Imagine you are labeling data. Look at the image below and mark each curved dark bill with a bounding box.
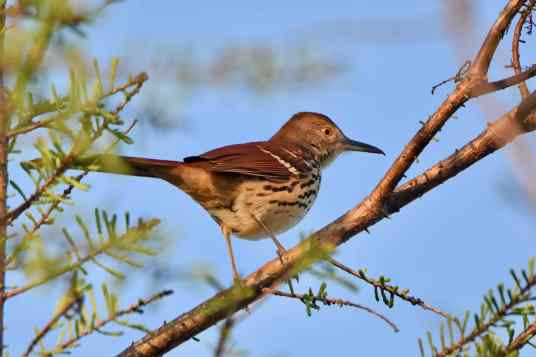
[343,138,385,155]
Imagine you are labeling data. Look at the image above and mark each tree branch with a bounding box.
[22,296,80,357]
[2,73,147,226]
[213,318,235,357]
[327,258,456,320]
[263,287,399,332]
[469,63,536,97]
[55,290,173,354]
[434,274,536,357]
[511,0,535,99]
[503,320,536,354]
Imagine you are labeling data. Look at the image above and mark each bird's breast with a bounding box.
[208,168,321,240]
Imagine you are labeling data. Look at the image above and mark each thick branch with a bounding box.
[391,92,536,209]
[369,0,529,204]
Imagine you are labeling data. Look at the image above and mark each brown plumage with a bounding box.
[58,112,385,281]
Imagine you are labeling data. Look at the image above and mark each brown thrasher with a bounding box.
[42,112,384,281]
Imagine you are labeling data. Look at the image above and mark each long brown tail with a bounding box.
[76,154,182,179]
[24,154,182,179]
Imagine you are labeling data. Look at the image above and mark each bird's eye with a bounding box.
[323,128,332,136]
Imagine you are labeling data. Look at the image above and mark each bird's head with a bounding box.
[271,112,384,167]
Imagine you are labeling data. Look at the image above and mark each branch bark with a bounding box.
[118,1,535,356]
[503,320,536,354]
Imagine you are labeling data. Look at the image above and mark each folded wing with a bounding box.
[183,141,311,182]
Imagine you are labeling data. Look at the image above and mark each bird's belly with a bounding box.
[209,174,320,240]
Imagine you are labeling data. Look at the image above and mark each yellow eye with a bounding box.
[324,128,332,136]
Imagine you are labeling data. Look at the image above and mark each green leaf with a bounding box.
[427,331,436,356]
[61,176,89,191]
[92,58,104,97]
[418,338,425,357]
[10,180,27,201]
[93,258,124,280]
[95,208,102,234]
[108,128,134,144]
[76,215,94,249]
[109,58,120,90]
[318,282,327,299]
[115,320,151,334]
[510,269,521,290]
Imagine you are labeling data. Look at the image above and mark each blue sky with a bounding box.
[7,1,536,356]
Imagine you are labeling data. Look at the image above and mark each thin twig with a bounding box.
[435,275,536,357]
[326,257,457,321]
[22,296,80,357]
[6,118,137,270]
[54,290,173,353]
[4,119,140,297]
[3,75,146,226]
[4,172,87,269]
[214,318,235,357]
[503,320,536,354]
[6,72,148,138]
[431,60,471,94]
[469,63,536,97]
[512,1,536,99]
[263,287,398,332]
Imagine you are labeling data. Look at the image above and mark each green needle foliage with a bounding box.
[0,1,173,355]
[419,257,536,357]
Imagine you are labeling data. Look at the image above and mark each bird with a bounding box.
[40,112,384,282]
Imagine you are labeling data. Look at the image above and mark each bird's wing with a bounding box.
[183,141,311,182]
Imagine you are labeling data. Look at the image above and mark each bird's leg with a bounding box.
[250,215,296,293]
[221,225,241,284]
[251,215,287,259]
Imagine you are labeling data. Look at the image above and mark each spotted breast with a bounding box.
[202,143,322,240]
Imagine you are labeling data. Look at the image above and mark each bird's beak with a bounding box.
[341,137,385,155]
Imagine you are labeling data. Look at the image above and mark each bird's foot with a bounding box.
[275,245,287,261]
[232,271,244,288]
[270,235,287,264]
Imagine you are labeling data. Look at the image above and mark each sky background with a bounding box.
[6,1,536,356]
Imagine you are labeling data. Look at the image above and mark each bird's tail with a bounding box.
[23,154,182,179]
